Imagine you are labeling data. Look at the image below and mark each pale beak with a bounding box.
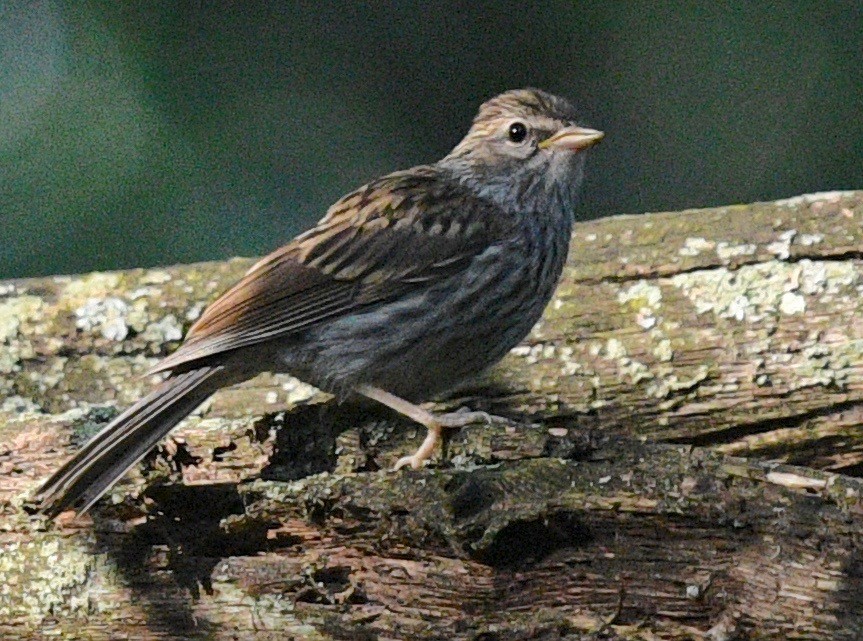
[538,126,605,152]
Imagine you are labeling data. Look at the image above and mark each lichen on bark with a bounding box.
[1,191,863,639]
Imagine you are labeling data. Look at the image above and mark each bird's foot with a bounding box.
[353,385,501,471]
[436,407,494,428]
[393,423,442,471]
[392,408,496,470]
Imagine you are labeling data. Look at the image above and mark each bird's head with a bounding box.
[440,88,603,216]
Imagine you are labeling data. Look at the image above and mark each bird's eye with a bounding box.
[508,122,528,143]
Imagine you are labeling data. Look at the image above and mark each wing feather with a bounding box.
[152,166,511,374]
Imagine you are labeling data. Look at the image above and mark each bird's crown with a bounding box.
[473,88,579,126]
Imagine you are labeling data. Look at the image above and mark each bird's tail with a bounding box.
[34,366,229,518]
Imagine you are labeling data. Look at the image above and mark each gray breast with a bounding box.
[285,213,571,401]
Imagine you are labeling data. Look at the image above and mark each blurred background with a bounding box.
[2,1,861,279]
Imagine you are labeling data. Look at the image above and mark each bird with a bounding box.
[34,88,603,518]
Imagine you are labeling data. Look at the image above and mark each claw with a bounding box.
[393,453,423,471]
[355,385,503,471]
[391,422,442,471]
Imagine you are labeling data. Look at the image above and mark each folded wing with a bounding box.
[153,167,510,374]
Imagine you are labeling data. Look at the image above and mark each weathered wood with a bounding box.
[1,190,862,639]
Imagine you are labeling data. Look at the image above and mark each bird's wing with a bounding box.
[152,167,511,374]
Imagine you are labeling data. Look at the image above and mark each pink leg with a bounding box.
[355,385,491,470]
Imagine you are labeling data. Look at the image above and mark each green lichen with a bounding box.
[715,241,757,262]
[0,295,43,373]
[0,536,104,623]
[206,581,329,638]
[678,236,715,257]
[670,259,861,323]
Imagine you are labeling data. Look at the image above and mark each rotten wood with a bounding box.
[1,190,862,639]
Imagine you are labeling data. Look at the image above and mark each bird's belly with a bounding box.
[287,251,556,401]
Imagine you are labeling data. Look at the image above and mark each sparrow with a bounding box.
[34,88,603,517]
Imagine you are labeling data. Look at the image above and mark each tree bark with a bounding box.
[1,190,862,640]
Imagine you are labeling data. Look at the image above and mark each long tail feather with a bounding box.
[35,366,228,517]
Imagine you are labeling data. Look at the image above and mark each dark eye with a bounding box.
[508,121,528,143]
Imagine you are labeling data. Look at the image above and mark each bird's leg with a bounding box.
[355,385,492,470]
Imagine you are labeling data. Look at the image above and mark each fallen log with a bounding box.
[1,190,861,639]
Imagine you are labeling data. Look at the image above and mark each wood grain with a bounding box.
[1,190,862,639]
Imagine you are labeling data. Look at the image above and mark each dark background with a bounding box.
[3,1,862,279]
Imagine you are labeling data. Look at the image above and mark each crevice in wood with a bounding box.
[665,399,863,448]
[578,249,863,287]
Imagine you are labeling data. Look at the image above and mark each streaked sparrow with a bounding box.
[35,88,603,516]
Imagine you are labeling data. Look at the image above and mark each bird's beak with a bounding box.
[538,126,605,152]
